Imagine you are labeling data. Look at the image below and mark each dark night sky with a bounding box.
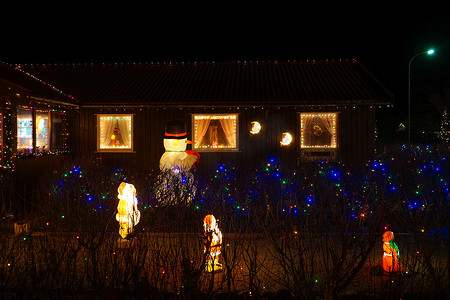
[1,8,450,95]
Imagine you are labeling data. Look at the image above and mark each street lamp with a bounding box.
[408,49,435,144]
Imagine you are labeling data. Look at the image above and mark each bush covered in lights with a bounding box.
[1,146,448,298]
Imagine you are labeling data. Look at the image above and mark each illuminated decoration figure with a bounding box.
[203,214,223,272]
[157,120,200,205]
[36,115,45,136]
[313,125,323,136]
[160,120,200,171]
[396,123,406,132]
[111,127,119,147]
[382,231,400,273]
[250,121,261,135]
[116,182,141,239]
[280,132,293,146]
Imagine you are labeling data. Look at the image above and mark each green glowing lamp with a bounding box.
[427,49,435,55]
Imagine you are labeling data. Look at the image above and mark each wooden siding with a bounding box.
[71,106,376,172]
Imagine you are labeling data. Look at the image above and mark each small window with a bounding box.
[17,109,33,153]
[97,114,133,152]
[192,114,238,151]
[300,113,337,148]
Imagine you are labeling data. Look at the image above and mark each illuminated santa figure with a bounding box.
[116,182,141,239]
[203,214,223,272]
[382,231,400,273]
[160,120,200,171]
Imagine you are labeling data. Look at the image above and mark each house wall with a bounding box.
[70,105,376,173]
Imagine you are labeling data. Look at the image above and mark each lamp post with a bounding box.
[408,49,435,144]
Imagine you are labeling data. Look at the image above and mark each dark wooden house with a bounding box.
[0,62,78,217]
[5,60,394,173]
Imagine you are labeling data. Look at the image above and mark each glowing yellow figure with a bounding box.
[116,182,141,239]
[382,231,400,273]
[250,121,261,135]
[203,214,223,272]
[280,132,293,146]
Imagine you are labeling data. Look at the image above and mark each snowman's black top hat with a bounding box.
[163,119,188,139]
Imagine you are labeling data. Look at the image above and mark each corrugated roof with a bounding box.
[15,60,394,106]
[0,62,78,105]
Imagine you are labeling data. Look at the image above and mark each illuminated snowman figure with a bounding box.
[158,120,200,205]
[160,120,200,172]
[116,182,140,239]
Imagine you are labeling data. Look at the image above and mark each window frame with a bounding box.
[16,108,67,155]
[96,114,134,153]
[16,108,35,154]
[300,112,338,149]
[191,113,239,152]
[35,110,50,152]
[299,112,339,161]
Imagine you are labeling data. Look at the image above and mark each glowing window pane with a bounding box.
[97,115,133,152]
[36,111,49,152]
[193,114,238,151]
[300,113,337,148]
[17,109,33,153]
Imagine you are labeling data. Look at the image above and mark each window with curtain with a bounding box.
[35,111,49,153]
[17,109,33,153]
[300,113,337,148]
[97,114,133,152]
[192,114,238,151]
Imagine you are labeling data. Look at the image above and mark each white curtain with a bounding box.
[118,117,130,147]
[195,118,211,148]
[317,115,334,137]
[101,116,131,148]
[219,119,235,147]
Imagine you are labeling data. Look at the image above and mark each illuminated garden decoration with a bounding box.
[202,214,223,272]
[157,120,200,205]
[160,120,200,171]
[116,182,141,239]
[438,109,450,145]
[280,132,292,146]
[250,121,261,135]
[382,231,400,273]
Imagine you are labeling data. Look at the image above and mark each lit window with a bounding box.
[300,113,337,148]
[97,115,133,152]
[17,109,33,153]
[193,114,238,151]
[35,111,49,153]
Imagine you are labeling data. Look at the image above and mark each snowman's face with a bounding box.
[164,138,187,151]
